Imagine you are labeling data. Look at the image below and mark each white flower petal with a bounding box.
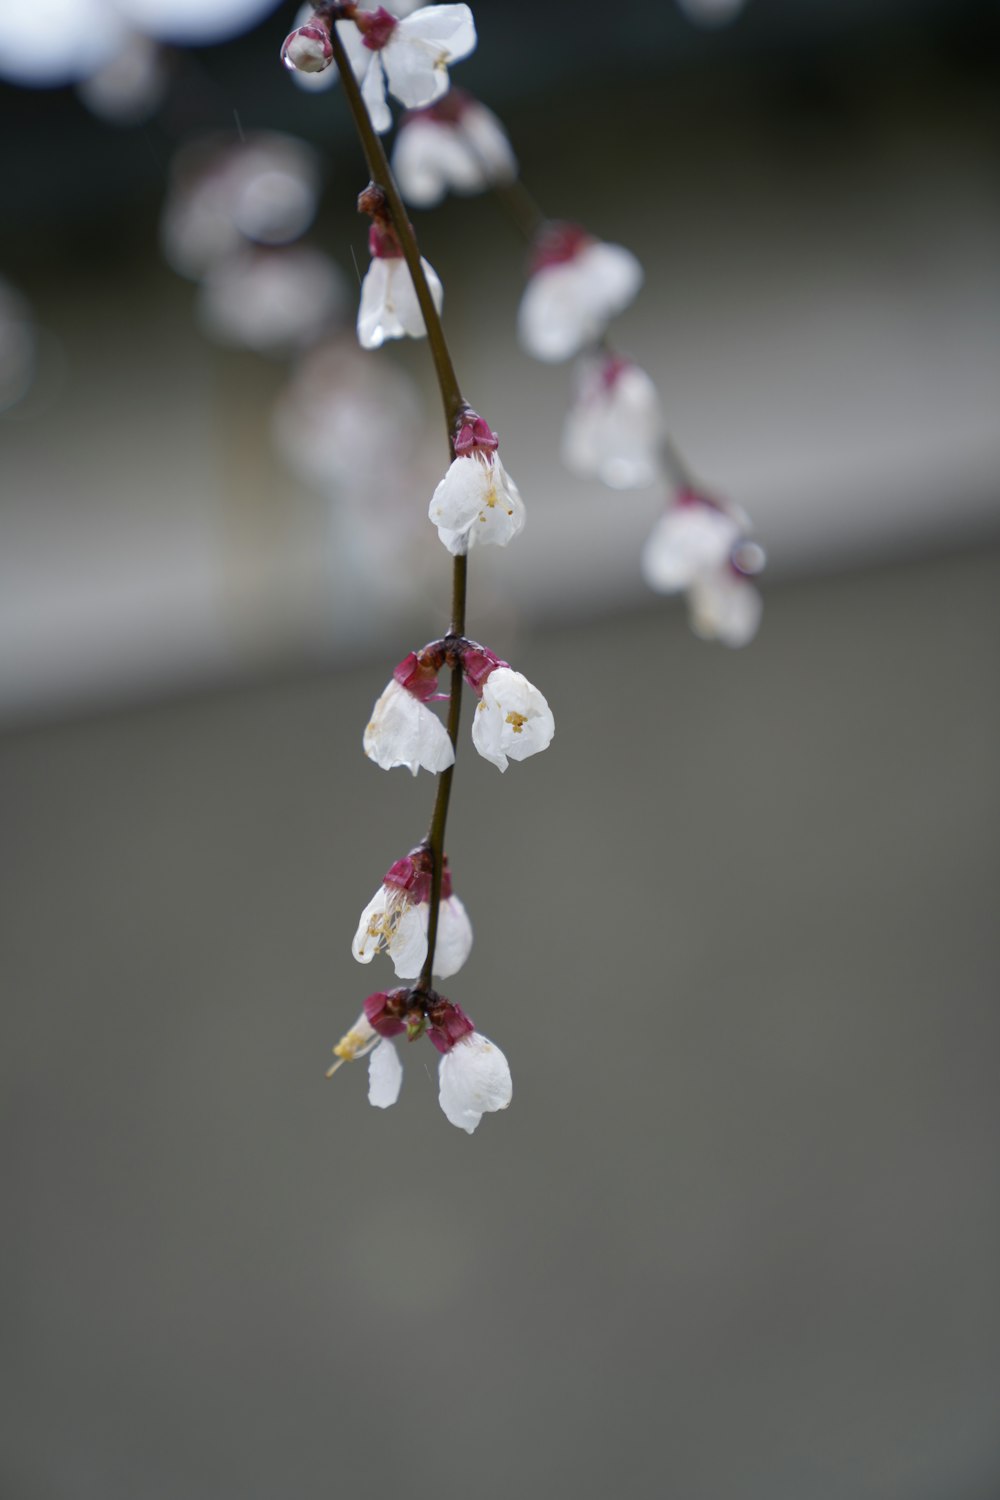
[398,3,476,58]
[335,16,370,76]
[353,887,388,963]
[382,33,448,111]
[471,666,554,773]
[459,102,517,182]
[518,240,643,363]
[357,256,443,348]
[438,1032,512,1133]
[428,454,525,553]
[361,51,392,133]
[387,902,429,979]
[641,505,741,593]
[368,1039,403,1108]
[392,119,479,206]
[434,894,473,979]
[363,678,455,775]
[688,569,762,647]
[562,359,665,489]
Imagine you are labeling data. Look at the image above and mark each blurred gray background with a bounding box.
[2,1,999,1496]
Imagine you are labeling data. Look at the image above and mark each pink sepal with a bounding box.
[460,644,508,695]
[529,221,592,275]
[453,414,499,458]
[356,6,398,50]
[382,849,453,905]
[427,1002,475,1054]
[393,650,440,701]
[364,990,407,1038]
[368,221,402,260]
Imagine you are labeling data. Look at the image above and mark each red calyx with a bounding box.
[460,642,508,695]
[364,989,409,1038]
[529,221,592,276]
[355,5,398,50]
[426,1000,475,1054]
[453,413,499,459]
[393,650,441,702]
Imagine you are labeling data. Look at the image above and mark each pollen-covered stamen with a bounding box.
[354,5,398,51]
[505,711,527,733]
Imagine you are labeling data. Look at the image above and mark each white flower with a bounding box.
[438,1032,512,1134]
[357,252,443,349]
[642,491,764,648]
[392,94,516,207]
[197,245,344,353]
[336,3,477,135]
[364,678,455,775]
[518,223,643,363]
[471,666,554,773]
[688,567,762,648]
[353,885,473,979]
[641,497,742,594]
[160,132,320,281]
[562,355,665,489]
[326,1010,402,1109]
[429,453,526,555]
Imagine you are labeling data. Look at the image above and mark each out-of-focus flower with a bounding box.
[117,0,281,45]
[428,414,526,555]
[354,849,473,980]
[75,31,167,123]
[519,222,643,363]
[332,4,477,135]
[688,562,763,648]
[0,0,125,87]
[562,353,665,489]
[642,488,744,592]
[331,989,512,1133]
[392,90,517,207]
[357,220,443,349]
[161,133,320,281]
[364,653,455,775]
[643,488,764,647]
[196,244,344,353]
[272,338,421,491]
[470,663,554,773]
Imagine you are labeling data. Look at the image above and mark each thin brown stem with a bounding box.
[328,22,469,994]
[328,23,466,433]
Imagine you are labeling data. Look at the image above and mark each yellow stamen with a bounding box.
[505,711,527,733]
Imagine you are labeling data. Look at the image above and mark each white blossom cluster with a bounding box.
[280,4,557,1130]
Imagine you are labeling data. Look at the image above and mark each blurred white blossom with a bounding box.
[519,222,643,363]
[393,92,517,207]
[75,31,167,123]
[161,133,321,281]
[197,245,345,353]
[272,338,421,492]
[562,354,665,489]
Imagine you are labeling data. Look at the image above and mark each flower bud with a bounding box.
[281,22,333,74]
